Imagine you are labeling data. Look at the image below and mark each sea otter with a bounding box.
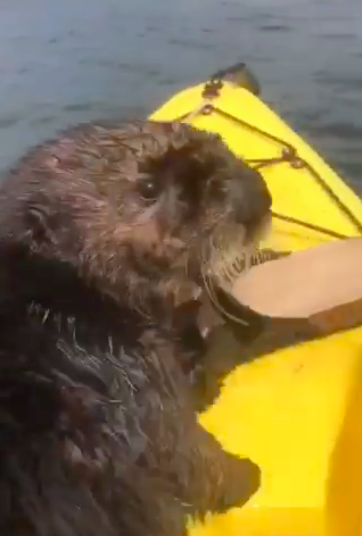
[0,120,271,536]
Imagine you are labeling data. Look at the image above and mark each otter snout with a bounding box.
[230,167,272,230]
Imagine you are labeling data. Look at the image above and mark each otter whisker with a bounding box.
[201,264,250,327]
[135,199,161,224]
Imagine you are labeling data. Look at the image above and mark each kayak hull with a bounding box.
[149,72,362,536]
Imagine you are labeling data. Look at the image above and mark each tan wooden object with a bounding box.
[231,238,362,333]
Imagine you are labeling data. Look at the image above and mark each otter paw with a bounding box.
[217,456,261,513]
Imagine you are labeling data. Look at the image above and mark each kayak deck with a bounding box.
[150,81,362,252]
[195,328,362,536]
[149,73,362,536]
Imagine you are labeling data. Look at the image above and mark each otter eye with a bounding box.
[138,175,161,202]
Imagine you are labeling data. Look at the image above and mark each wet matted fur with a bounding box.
[0,120,271,536]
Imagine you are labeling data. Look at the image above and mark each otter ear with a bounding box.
[151,123,222,179]
[165,122,222,152]
[26,199,59,246]
[28,204,50,229]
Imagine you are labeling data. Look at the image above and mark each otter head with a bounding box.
[0,120,271,312]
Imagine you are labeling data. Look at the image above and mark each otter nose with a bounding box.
[231,168,272,226]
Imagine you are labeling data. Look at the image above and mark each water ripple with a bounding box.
[0,0,360,184]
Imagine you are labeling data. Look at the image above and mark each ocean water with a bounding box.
[0,0,361,186]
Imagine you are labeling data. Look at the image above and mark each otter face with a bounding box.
[0,120,271,308]
[116,122,272,287]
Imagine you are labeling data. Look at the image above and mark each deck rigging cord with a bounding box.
[173,71,362,326]
[175,73,362,241]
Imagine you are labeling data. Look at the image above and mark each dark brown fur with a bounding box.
[0,120,271,536]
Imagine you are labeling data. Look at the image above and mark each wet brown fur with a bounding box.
[0,120,271,536]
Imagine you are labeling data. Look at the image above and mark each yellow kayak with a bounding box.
[149,64,362,536]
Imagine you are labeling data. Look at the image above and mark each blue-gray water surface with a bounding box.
[1,0,362,187]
